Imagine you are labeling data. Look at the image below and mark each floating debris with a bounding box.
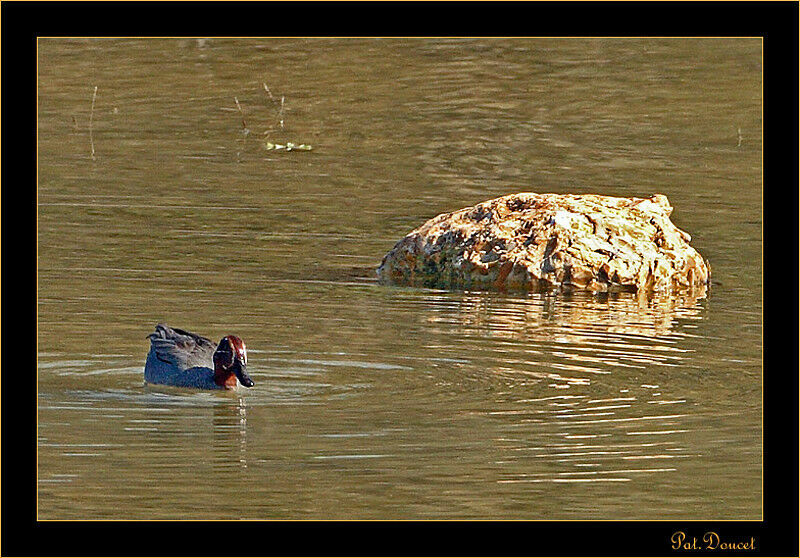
[264,142,313,152]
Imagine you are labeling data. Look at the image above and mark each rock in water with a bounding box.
[377,193,710,293]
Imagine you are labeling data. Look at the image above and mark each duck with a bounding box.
[144,324,255,390]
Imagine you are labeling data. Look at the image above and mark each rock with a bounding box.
[377,193,710,294]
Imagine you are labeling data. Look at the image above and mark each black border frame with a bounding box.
[5,1,797,556]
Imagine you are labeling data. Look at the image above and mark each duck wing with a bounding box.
[147,323,216,370]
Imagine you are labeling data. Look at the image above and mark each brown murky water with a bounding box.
[37,38,761,520]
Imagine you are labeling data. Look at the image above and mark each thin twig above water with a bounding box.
[262,82,275,103]
[89,86,98,160]
[233,96,249,135]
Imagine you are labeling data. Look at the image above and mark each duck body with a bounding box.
[144,324,254,390]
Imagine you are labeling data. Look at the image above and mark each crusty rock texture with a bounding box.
[377,193,710,293]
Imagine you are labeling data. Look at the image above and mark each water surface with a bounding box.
[37,38,761,520]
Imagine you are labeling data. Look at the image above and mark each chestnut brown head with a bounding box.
[213,335,254,389]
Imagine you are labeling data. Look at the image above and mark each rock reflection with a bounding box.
[427,286,706,340]
[211,396,249,471]
[418,288,709,491]
[421,287,707,386]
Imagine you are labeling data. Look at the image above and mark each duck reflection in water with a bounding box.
[212,396,249,471]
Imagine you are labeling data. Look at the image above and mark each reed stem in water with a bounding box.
[233,96,248,133]
[89,86,98,160]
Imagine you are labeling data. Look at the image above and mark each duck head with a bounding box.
[213,335,255,389]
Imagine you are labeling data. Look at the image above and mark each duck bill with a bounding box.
[233,359,254,388]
